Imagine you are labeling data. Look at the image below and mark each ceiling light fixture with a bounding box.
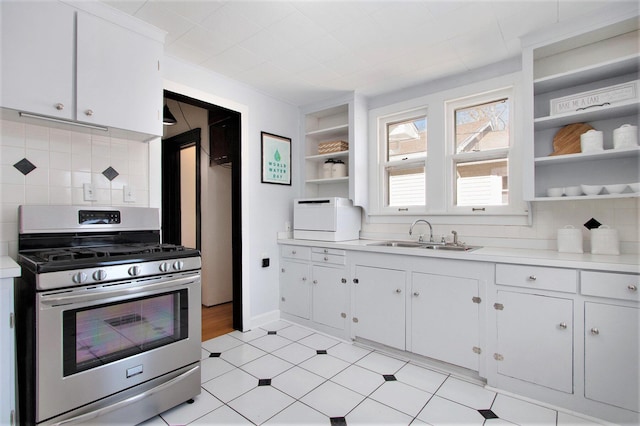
[163,104,177,125]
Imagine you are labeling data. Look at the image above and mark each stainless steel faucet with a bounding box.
[451,230,459,245]
[409,219,433,243]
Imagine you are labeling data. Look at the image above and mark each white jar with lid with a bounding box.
[321,159,334,179]
[613,124,638,149]
[557,225,583,253]
[590,225,620,255]
[331,159,347,178]
[580,129,603,152]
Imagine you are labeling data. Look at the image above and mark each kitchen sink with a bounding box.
[367,241,481,252]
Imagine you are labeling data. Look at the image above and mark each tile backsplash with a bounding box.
[0,119,150,257]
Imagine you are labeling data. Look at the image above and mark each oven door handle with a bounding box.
[40,275,198,306]
[50,364,200,426]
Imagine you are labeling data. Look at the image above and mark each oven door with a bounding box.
[36,271,201,424]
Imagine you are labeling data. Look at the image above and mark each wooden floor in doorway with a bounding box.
[201,302,234,342]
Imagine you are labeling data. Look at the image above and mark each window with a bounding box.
[379,109,428,211]
[448,89,513,211]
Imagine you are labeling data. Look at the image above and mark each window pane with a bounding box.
[388,166,425,207]
[387,117,427,162]
[456,159,508,206]
[455,99,509,154]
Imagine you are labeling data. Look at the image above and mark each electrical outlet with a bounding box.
[123,185,136,202]
[83,183,96,201]
[262,258,270,268]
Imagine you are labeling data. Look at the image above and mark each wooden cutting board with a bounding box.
[550,123,594,156]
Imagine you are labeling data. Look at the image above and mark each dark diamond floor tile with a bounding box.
[330,416,347,426]
[316,349,328,355]
[478,409,499,419]
[383,374,397,381]
[258,378,272,386]
[267,330,277,335]
[209,352,221,358]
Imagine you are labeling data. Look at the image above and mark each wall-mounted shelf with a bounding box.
[534,146,640,165]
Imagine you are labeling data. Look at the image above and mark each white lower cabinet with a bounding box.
[584,302,639,412]
[352,264,406,350]
[411,272,480,371]
[279,260,311,320]
[494,290,574,393]
[311,264,348,330]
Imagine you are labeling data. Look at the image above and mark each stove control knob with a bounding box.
[72,272,87,284]
[159,262,170,272]
[93,270,107,281]
[173,260,184,271]
[128,265,141,277]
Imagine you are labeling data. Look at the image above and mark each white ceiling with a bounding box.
[101,0,630,106]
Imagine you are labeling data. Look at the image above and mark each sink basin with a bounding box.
[367,241,425,248]
[367,241,480,252]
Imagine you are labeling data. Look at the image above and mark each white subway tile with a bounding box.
[49,169,71,187]
[1,145,26,165]
[0,120,25,147]
[49,128,72,152]
[49,187,72,205]
[25,124,49,151]
[25,185,49,204]
[50,151,71,170]
[1,165,26,185]
[1,184,25,204]
[25,166,48,186]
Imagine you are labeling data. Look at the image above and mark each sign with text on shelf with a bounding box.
[550,80,638,115]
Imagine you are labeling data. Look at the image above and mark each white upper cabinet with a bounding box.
[521,9,639,201]
[0,1,75,120]
[301,94,367,207]
[0,1,163,139]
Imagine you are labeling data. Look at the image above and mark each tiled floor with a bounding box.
[141,320,603,426]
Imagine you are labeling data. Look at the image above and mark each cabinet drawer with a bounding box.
[311,252,346,265]
[281,245,311,260]
[312,247,346,256]
[496,264,577,293]
[581,271,640,302]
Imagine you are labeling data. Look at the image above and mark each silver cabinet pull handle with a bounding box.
[395,288,402,294]
[527,275,537,281]
[302,277,307,281]
[628,284,638,291]
[413,292,420,297]
[324,256,329,261]
[55,103,64,110]
[559,322,567,329]
[313,280,318,284]
[292,250,297,255]
[591,328,599,335]
[85,109,94,116]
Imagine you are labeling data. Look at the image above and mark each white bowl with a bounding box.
[628,182,640,193]
[581,184,603,196]
[604,184,628,194]
[547,187,564,197]
[564,186,582,196]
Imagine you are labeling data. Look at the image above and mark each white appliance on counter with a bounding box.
[293,197,361,241]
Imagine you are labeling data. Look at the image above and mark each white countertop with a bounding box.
[0,256,21,279]
[278,238,640,273]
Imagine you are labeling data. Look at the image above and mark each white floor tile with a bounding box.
[249,334,293,352]
[557,411,605,425]
[202,368,258,403]
[202,334,244,353]
[276,324,315,341]
[200,348,209,360]
[491,393,557,426]
[369,380,432,417]
[136,415,167,426]
[300,380,365,417]
[485,418,519,426]
[229,328,267,342]
[299,354,351,378]
[227,385,295,425]
[346,398,413,426]
[435,376,496,410]
[240,353,294,379]
[416,395,486,425]
[190,404,253,425]
[331,364,385,396]
[355,351,407,375]
[263,401,328,425]
[221,343,267,367]
[271,366,326,399]
[159,389,223,425]
[327,342,372,363]
[297,333,342,350]
[200,356,236,383]
[260,320,293,331]
[272,341,317,364]
[395,363,448,393]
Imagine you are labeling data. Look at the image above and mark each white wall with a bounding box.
[159,57,300,329]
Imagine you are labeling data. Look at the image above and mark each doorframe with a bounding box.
[157,80,249,331]
[161,128,201,249]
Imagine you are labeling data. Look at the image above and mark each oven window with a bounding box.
[62,290,189,377]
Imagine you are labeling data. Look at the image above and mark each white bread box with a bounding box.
[293,197,361,241]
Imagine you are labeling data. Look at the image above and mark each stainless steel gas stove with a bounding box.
[14,205,202,425]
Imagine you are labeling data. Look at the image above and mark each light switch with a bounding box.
[124,185,136,202]
[83,183,96,201]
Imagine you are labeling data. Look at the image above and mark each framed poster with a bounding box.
[261,132,291,185]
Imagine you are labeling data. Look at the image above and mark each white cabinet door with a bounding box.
[411,273,480,371]
[0,1,75,119]
[585,302,639,412]
[495,291,573,393]
[280,261,311,319]
[352,265,405,350]
[0,278,15,426]
[312,265,347,330]
[76,12,162,135]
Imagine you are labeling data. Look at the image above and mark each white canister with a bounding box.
[613,124,638,149]
[557,225,583,253]
[321,159,334,179]
[590,225,620,255]
[580,129,604,152]
[331,160,347,178]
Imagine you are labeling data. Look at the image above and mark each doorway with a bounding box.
[161,90,243,331]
